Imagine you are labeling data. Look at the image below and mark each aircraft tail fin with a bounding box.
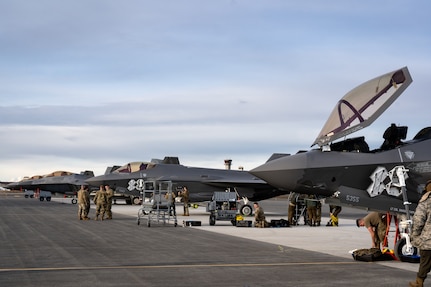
[104,166,121,174]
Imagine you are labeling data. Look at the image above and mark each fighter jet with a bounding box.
[250,67,431,214]
[85,157,286,214]
[250,67,431,261]
[7,170,95,202]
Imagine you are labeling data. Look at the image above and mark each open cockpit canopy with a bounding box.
[313,67,412,147]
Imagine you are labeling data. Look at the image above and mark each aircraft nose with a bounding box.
[250,153,306,191]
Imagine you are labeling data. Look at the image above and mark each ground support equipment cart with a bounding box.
[207,191,240,226]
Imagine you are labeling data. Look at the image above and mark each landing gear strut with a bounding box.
[391,166,419,263]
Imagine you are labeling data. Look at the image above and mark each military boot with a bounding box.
[409,277,424,287]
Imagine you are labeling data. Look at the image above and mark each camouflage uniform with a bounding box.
[305,195,318,226]
[77,185,90,220]
[287,193,296,225]
[181,187,189,216]
[165,191,176,216]
[105,185,114,219]
[254,202,267,228]
[363,212,387,248]
[93,186,107,220]
[410,183,431,287]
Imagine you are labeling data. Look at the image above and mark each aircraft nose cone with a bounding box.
[250,153,306,191]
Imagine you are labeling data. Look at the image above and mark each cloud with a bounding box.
[1,0,430,180]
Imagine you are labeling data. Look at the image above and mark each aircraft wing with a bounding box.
[313,67,412,147]
[201,178,269,185]
[154,176,269,186]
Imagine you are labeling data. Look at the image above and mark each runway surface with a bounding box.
[0,193,419,287]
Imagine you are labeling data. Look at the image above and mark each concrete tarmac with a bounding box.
[0,193,419,287]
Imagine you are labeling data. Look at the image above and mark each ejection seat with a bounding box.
[380,123,407,150]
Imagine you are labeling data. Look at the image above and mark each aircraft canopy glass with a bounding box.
[114,162,155,173]
[44,171,73,177]
[313,67,412,147]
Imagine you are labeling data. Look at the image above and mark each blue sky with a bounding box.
[1,1,430,181]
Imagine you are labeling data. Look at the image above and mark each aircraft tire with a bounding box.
[394,237,420,263]
[132,197,140,205]
[240,205,252,216]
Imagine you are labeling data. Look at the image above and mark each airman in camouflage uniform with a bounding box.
[253,202,268,228]
[93,185,107,221]
[105,185,114,220]
[77,185,90,220]
[181,187,189,216]
[409,181,431,287]
[356,212,387,248]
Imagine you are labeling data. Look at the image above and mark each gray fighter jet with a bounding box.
[250,67,431,261]
[85,157,286,214]
[7,170,94,202]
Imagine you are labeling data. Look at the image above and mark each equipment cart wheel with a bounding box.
[240,205,252,216]
[395,237,420,263]
[71,198,77,204]
[209,214,216,226]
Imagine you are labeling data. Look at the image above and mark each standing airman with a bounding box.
[77,185,90,220]
[105,185,114,220]
[93,185,107,221]
[165,190,176,216]
[181,187,189,216]
[305,194,318,226]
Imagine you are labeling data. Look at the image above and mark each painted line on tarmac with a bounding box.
[0,261,361,273]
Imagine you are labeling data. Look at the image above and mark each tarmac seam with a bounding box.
[0,261,361,273]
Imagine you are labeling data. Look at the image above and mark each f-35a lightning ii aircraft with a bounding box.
[7,170,95,203]
[250,67,431,261]
[85,157,286,215]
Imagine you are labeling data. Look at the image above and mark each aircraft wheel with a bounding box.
[209,215,216,226]
[394,237,420,263]
[133,197,141,205]
[240,205,252,216]
[71,198,78,204]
